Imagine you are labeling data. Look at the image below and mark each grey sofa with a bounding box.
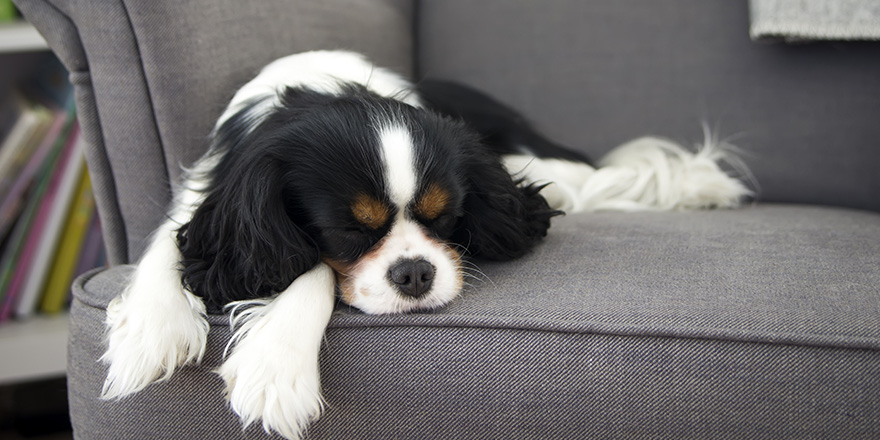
[16,0,880,438]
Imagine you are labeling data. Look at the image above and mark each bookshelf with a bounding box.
[0,21,48,52]
[0,312,67,384]
[0,20,70,384]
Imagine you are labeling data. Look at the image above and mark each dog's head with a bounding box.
[178,85,558,314]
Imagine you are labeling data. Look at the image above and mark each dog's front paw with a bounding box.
[218,325,323,440]
[100,289,209,399]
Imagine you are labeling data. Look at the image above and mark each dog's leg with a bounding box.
[101,179,211,399]
[218,263,335,440]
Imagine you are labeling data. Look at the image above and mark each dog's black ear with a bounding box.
[177,120,320,312]
[452,147,561,261]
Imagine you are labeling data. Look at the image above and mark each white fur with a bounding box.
[101,163,213,399]
[337,123,462,314]
[342,218,462,314]
[217,50,420,129]
[218,264,336,440]
[378,124,418,208]
[503,129,752,212]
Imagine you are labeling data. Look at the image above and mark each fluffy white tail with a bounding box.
[503,129,754,213]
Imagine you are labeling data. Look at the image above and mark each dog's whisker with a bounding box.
[447,242,472,254]
[462,272,486,282]
[461,263,495,288]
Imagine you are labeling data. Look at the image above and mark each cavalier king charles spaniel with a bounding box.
[99,50,750,439]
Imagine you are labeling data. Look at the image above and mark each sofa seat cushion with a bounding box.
[69,204,880,439]
[77,204,880,347]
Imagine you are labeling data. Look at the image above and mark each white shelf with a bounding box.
[0,313,68,384]
[0,21,49,53]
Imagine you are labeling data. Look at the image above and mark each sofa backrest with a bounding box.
[17,0,415,264]
[417,0,880,213]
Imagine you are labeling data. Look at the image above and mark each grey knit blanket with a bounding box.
[750,0,880,41]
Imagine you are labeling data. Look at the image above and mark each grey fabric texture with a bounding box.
[16,0,416,264]
[750,0,880,41]
[418,0,880,213]
[70,206,880,439]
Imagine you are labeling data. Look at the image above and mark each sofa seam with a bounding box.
[118,0,169,176]
[117,0,173,264]
[33,0,131,266]
[320,318,880,352]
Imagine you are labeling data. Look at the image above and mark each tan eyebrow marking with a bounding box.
[351,193,390,230]
[414,184,451,220]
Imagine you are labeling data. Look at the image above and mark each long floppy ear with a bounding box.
[177,127,320,313]
[452,147,562,261]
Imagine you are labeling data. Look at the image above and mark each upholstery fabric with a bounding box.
[417,0,880,212]
[70,206,880,439]
[16,0,416,263]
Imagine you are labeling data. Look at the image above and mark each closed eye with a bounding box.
[428,213,458,238]
[343,225,370,235]
[321,225,383,262]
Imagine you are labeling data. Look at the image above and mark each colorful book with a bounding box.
[14,129,85,318]
[0,109,70,241]
[0,123,79,320]
[0,168,50,311]
[0,99,49,187]
[39,170,95,314]
[0,105,53,199]
[73,214,105,279]
[0,122,71,319]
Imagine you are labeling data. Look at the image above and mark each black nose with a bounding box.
[388,258,435,298]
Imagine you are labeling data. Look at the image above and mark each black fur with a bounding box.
[178,83,564,312]
[416,79,592,165]
[452,145,560,261]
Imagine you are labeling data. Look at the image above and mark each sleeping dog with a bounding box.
[100,50,750,439]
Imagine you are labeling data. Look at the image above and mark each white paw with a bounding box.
[215,264,335,439]
[218,328,323,440]
[100,286,209,399]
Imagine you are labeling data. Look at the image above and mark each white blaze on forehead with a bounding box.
[337,123,464,315]
[378,124,418,210]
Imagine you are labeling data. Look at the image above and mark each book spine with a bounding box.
[14,130,85,318]
[0,123,78,321]
[40,171,95,314]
